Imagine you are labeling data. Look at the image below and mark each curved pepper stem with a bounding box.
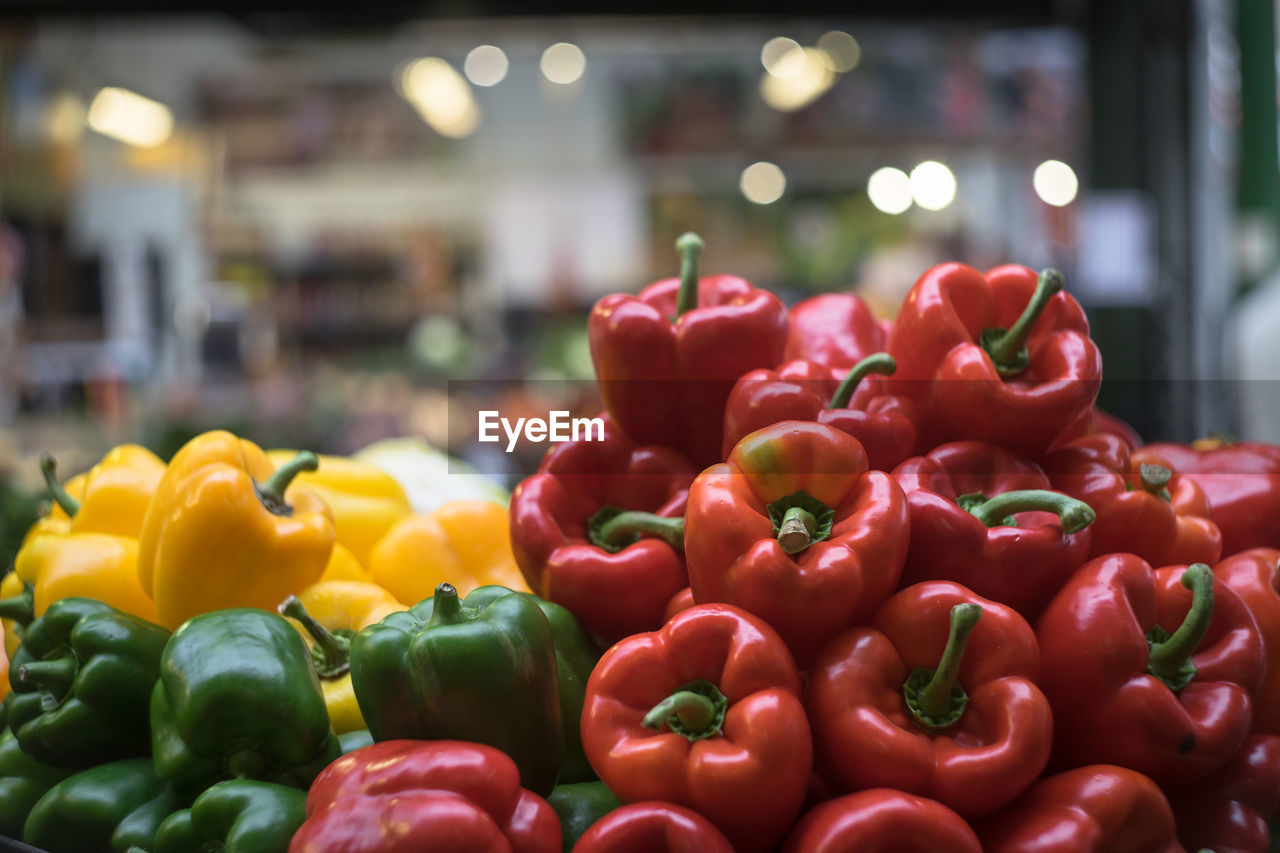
[591,510,685,552]
[828,352,897,410]
[1147,563,1214,691]
[777,506,817,554]
[981,268,1064,377]
[40,452,80,518]
[1138,464,1173,501]
[642,678,728,742]
[674,232,705,318]
[0,583,35,627]
[964,489,1095,534]
[18,657,78,703]
[903,603,982,730]
[256,450,318,517]
[279,595,352,680]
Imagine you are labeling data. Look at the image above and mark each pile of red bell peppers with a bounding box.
[494,235,1280,853]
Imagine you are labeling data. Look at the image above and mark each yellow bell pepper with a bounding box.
[0,570,27,661]
[267,450,413,568]
[49,445,165,538]
[137,431,335,630]
[368,500,529,606]
[279,580,404,734]
[318,542,374,584]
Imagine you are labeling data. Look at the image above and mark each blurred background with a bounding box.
[0,0,1275,513]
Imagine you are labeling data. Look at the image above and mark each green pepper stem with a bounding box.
[256,450,318,516]
[644,690,715,733]
[1148,563,1215,686]
[279,595,350,679]
[428,582,464,627]
[965,489,1095,534]
[0,587,34,626]
[1138,464,1173,500]
[828,353,897,410]
[777,506,817,554]
[40,452,80,518]
[18,657,78,699]
[593,511,685,551]
[915,603,982,720]
[674,232,705,318]
[984,268,1064,372]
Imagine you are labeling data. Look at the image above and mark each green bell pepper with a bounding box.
[0,728,74,839]
[152,779,307,853]
[22,757,186,853]
[464,585,601,783]
[547,781,620,853]
[149,607,342,793]
[350,581,564,795]
[4,597,169,768]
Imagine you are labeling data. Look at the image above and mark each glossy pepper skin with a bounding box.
[150,607,342,793]
[349,582,563,795]
[267,449,413,567]
[807,582,1052,817]
[289,739,562,853]
[4,597,169,768]
[51,445,166,538]
[1044,433,1221,567]
[369,499,530,605]
[781,789,983,853]
[510,415,696,645]
[23,757,187,853]
[892,441,1094,622]
[1036,555,1265,787]
[974,765,1183,853]
[0,728,74,839]
[547,782,620,853]
[1214,548,1280,735]
[0,569,27,661]
[885,263,1102,458]
[281,580,405,735]
[153,779,308,853]
[580,603,812,853]
[466,585,602,784]
[1167,734,1280,853]
[686,421,910,667]
[136,430,335,630]
[782,291,891,370]
[721,355,919,471]
[571,802,736,853]
[588,232,788,467]
[1133,441,1280,555]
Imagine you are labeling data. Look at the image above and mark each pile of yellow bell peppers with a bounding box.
[0,429,526,732]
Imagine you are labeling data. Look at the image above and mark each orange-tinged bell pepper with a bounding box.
[137,430,335,630]
[267,449,412,567]
[369,500,529,606]
[280,580,404,735]
[318,542,373,584]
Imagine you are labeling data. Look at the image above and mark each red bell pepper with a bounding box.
[570,802,735,853]
[1036,556,1265,787]
[588,232,788,467]
[509,415,696,645]
[1214,547,1280,735]
[290,739,561,853]
[1043,432,1222,567]
[892,441,1095,621]
[579,603,811,853]
[721,354,919,471]
[1133,441,1280,555]
[782,292,891,370]
[974,765,1183,853]
[885,263,1102,458]
[806,581,1052,817]
[1166,734,1280,853]
[781,789,982,853]
[684,420,910,668]
[1090,406,1143,449]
